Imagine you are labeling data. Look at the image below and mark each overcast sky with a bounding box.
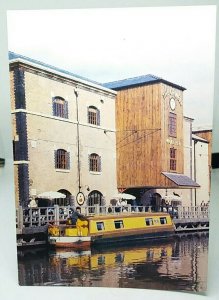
[7,6,216,128]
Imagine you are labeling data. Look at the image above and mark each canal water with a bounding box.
[17,232,208,292]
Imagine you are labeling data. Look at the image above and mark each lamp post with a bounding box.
[74,87,81,193]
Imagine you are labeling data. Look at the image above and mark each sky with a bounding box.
[7,6,216,128]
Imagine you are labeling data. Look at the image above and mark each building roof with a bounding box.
[8,51,116,95]
[103,74,186,91]
[183,116,194,121]
[192,134,209,143]
[162,172,200,188]
[192,128,213,134]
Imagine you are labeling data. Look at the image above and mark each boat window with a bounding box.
[98,255,105,265]
[115,253,124,263]
[160,217,167,225]
[96,222,105,231]
[145,218,154,226]
[114,220,124,229]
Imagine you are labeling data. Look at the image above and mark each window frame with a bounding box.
[170,148,177,171]
[145,218,154,226]
[89,153,101,172]
[160,217,167,225]
[88,106,100,126]
[55,149,70,170]
[168,112,177,137]
[52,96,68,119]
[96,222,105,231]
[114,220,124,229]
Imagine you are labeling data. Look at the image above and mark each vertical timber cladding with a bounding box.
[161,83,184,187]
[13,65,30,207]
[116,83,162,188]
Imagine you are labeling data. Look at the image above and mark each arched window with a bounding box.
[88,106,100,125]
[52,96,68,118]
[54,149,70,170]
[88,190,103,213]
[54,189,72,206]
[89,153,101,172]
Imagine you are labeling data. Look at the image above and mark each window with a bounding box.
[160,217,167,225]
[88,190,103,213]
[115,253,124,263]
[98,255,105,265]
[53,96,68,118]
[145,218,154,226]
[89,153,101,172]
[114,220,124,229]
[170,148,177,171]
[54,198,69,206]
[96,222,105,231]
[55,149,70,169]
[88,106,100,125]
[169,112,177,137]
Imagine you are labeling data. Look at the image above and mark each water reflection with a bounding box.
[18,232,208,291]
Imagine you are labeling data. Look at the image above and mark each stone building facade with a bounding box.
[10,52,117,208]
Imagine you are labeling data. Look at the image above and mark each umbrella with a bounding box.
[163,195,182,205]
[37,191,66,200]
[112,193,136,200]
[163,195,182,201]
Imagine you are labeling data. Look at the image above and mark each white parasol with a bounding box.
[37,191,66,200]
[163,195,182,205]
[112,193,136,200]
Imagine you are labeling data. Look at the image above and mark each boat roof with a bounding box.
[87,212,170,221]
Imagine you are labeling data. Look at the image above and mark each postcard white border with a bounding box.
[0,1,219,300]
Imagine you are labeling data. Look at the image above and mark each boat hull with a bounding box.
[91,230,174,246]
[48,230,174,248]
[49,236,91,249]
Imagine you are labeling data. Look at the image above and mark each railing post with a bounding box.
[30,208,32,227]
[54,205,59,225]
[177,206,182,219]
[38,208,41,226]
[95,204,100,215]
[197,206,201,219]
[18,205,24,231]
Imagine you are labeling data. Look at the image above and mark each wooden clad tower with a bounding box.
[104,75,198,191]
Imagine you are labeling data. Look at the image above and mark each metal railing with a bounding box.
[177,205,209,219]
[16,204,209,230]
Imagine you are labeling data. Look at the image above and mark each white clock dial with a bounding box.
[170,98,176,110]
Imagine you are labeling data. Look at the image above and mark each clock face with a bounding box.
[170,98,176,110]
[76,192,85,206]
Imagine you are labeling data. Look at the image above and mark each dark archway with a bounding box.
[57,189,72,206]
[151,192,162,212]
[88,190,103,213]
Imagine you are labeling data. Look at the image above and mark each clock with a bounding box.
[76,192,85,206]
[170,98,176,110]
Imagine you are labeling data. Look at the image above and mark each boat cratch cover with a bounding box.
[162,172,200,188]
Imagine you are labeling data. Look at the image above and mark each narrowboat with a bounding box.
[48,212,175,249]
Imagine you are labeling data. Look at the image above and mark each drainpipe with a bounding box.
[194,140,197,206]
[74,87,81,193]
[190,121,193,207]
